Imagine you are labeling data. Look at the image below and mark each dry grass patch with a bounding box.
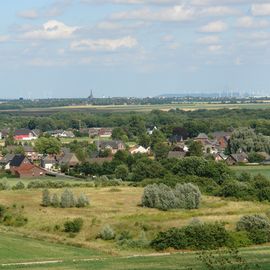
[0,187,270,254]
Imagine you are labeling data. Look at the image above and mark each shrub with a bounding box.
[98,224,115,240]
[218,180,254,200]
[174,183,201,209]
[76,193,89,208]
[41,189,51,207]
[51,193,60,208]
[64,218,83,233]
[155,184,176,211]
[61,189,76,208]
[236,215,270,232]
[141,183,201,211]
[12,181,25,190]
[3,213,28,227]
[258,187,270,202]
[0,205,6,220]
[228,231,252,247]
[236,215,270,244]
[118,231,150,249]
[0,180,10,191]
[151,222,229,251]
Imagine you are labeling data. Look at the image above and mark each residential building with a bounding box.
[9,154,46,178]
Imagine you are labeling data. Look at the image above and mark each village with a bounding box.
[0,125,267,179]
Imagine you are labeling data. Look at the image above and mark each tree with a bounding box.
[115,164,129,179]
[138,133,151,148]
[35,137,61,155]
[41,189,51,207]
[76,193,89,208]
[14,146,25,155]
[153,142,170,161]
[228,127,270,154]
[60,189,76,208]
[112,128,126,140]
[51,193,60,207]
[150,130,165,148]
[188,141,204,157]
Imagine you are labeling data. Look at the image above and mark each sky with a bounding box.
[1,0,270,98]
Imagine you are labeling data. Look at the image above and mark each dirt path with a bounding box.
[1,253,172,267]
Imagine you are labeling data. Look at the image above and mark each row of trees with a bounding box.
[42,189,89,208]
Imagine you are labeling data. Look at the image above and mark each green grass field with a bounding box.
[1,233,270,269]
[232,165,270,178]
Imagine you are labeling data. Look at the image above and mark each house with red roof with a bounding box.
[9,155,46,178]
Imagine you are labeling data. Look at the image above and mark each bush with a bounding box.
[76,193,90,208]
[51,193,60,207]
[236,215,270,244]
[41,189,51,207]
[12,181,25,190]
[0,180,10,191]
[64,218,83,233]
[236,215,270,232]
[228,231,252,247]
[151,222,230,251]
[174,183,201,209]
[118,231,150,249]
[61,189,76,208]
[2,213,28,227]
[141,183,201,211]
[218,180,254,200]
[98,225,115,240]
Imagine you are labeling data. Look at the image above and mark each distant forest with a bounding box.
[1,108,270,137]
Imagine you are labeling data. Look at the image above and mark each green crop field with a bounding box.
[2,102,270,115]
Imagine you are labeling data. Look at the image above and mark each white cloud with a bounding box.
[208,44,222,52]
[96,21,123,30]
[17,9,39,19]
[252,4,270,16]
[199,21,227,33]
[111,5,195,22]
[197,35,220,44]
[70,36,138,51]
[200,6,239,16]
[237,16,269,28]
[22,20,78,40]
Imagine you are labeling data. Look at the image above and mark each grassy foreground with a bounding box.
[1,233,270,269]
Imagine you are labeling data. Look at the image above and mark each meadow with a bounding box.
[232,165,270,178]
[0,186,270,255]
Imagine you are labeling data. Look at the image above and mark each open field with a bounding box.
[232,165,270,178]
[1,233,270,269]
[0,186,270,255]
[2,102,270,115]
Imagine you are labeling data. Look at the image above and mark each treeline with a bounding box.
[2,108,270,136]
